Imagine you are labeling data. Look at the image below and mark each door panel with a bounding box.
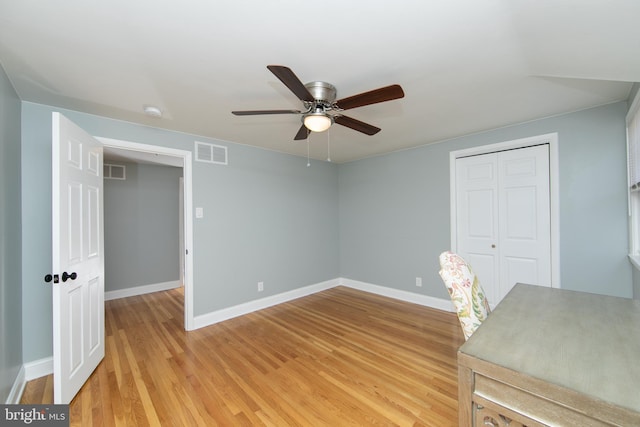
[498,145,551,297]
[52,112,105,404]
[88,186,100,257]
[465,252,498,303]
[467,189,495,238]
[504,256,538,292]
[67,283,83,374]
[88,276,101,351]
[456,154,500,303]
[68,182,82,263]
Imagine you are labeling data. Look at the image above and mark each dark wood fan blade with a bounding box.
[232,109,301,116]
[267,65,315,102]
[334,115,381,135]
[294,124,310,140]
[335,84,404,110]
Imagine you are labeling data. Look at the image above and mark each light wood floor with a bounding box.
[21,286,464,426]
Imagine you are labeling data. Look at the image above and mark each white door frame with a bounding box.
[449,132,561,288]
[97,137,195,330]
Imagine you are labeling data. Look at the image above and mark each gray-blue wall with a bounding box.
[339,101,631,299]
[16,98,634,366]
[104,162,182,292]
[0,63,22,402]
[21,102,340,362]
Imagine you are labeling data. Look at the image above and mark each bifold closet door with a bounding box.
[455,144,551,305]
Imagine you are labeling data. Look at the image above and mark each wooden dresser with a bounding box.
[457,283,640,426]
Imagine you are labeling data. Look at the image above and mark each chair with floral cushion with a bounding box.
[438,251,491,340]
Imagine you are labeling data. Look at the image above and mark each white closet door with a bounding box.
[498,145,551,297]
[456,144,551,305]
[456,153,500,303]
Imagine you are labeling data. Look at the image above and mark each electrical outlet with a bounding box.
[258,281,264,292]
[416,277,422,287]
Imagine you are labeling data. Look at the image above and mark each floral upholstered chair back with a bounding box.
[438,251,491,340]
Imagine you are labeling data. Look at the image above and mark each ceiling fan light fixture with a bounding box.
[303,112,332,132]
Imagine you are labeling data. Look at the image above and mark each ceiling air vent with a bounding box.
[195,141,228,165]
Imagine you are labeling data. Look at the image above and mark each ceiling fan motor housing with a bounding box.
[304,81,337,107]
[300,82,337,132]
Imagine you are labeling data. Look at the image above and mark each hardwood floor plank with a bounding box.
[21,286,464,426]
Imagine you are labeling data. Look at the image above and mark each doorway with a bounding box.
[97,137,195,330]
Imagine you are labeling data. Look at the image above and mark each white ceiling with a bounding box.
[1,0,639,163]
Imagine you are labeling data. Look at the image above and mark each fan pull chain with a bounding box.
[327,129,331,162]
[306,134,311,167]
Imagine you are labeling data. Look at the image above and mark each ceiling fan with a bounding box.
[232,65,405,140]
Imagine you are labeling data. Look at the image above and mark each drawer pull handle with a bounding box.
[483,417,499,427]
[481,415,513,426]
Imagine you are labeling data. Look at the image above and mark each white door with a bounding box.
[497,146,551,297]
[455,153,500,303]
[52,112,105,404]
[456,144,551,304]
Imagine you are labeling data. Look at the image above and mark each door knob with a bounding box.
[62,271,77,282]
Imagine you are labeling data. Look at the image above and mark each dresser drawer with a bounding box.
[473,374,612,427]
[474,399,535,427]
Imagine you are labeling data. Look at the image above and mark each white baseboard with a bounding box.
[105,280,181,301]
[193,278,340,329]
[6,357,54,404]
[24,357,53,381]
[5,366,25,404]
[339,278,454,312]
[193,277,453,330]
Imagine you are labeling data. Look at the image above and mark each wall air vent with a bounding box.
[104,164,126,180]
[195,141,228,165]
